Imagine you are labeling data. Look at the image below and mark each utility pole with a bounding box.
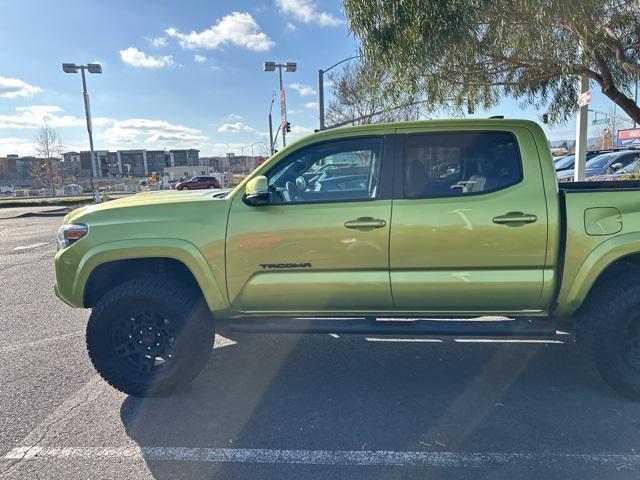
[268,92,275,155]
[317,55,360,130]
[318,69,325,130]
[268,112,274,155]
[574,75,589,182]
[635,74,638,129]
[80,68,97,179]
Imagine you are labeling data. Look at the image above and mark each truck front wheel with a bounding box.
[578,274,640,398]
[86,276,214,396]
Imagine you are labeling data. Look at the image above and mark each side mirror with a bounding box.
[244,175,269,206]
[611,162,624,171]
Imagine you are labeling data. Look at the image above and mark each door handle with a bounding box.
[492,212,537,226]
[344,217,387,230]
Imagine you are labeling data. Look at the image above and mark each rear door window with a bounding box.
[402,131,523,198]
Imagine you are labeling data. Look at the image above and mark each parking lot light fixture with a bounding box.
[263,61,297,148]
[61,63,102,188]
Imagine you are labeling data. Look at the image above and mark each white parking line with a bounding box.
[12,242,49,251]
[3,446,640,468]
[0,331,84,353]
[366,338,444,343]
[454,338,565,344]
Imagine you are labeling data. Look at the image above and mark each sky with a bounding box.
[0,0,635,157]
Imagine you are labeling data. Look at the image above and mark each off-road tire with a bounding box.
[577,273,640,398]
[86,276,214,396]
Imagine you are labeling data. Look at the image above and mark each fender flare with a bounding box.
[73,238,228,312]
[555,232,640,316]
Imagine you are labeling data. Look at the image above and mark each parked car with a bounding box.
[55,118,640,399]
[590,158,640,181]
[554,149,615,172]
[175,176,221,190]
[557,149,640,182]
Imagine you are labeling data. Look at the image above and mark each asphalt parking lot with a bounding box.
[3,216,640,479]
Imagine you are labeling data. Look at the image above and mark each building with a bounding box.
[170,149,199,167]
[96,150,120,177]
[118,150,146,177]
[59,148,204,178]
[0,155,18,184]
[146,150,170,175]
[79,151,94,176]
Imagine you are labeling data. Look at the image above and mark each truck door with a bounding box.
[226,135,394,313]
[390,127,550,314]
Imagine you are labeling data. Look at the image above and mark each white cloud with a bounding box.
[0,105,111,129]
[0,105,211,151]
[166,12,274,52]
[0,137,35,156]
[98,118,206,146]
[120,47,174,68]
[0,76,42,99]
[288,125,314,139]
[217,122,258,133]
[304,102,319,110]
[194,54,207,63]
[276,0,343,27]
[290,82,316,96]
[227,113,243,120]
[285,22,297,31]
[150,36,168,47]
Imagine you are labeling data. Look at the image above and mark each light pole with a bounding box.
[263,61,296,148]
[318,55,360,130]
[268,92,276,155]
[62,63,102,189]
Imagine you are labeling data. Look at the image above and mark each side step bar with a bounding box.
[227,318,559,337]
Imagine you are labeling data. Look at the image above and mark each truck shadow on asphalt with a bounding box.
[120,334,635,479]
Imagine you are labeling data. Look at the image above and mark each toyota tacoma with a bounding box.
[55,119,640,397]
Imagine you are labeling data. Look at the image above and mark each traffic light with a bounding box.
[285,121,291,133]
[542,113,549,124]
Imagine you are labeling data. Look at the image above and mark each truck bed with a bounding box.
[553,184,640,315]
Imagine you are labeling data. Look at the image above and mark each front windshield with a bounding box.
[555,155,575,169]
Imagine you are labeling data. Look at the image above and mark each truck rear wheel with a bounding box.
[86,276,214,396]
[578,273,640,398]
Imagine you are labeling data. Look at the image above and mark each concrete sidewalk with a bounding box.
[0,206,71,220]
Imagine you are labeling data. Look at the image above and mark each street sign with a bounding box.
[618,128,640,147]
[577,90,591,107]
[592,118,609,126]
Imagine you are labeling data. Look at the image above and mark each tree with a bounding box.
[326,61,424,127]
[34,122,63,194]
[344,0,640,125]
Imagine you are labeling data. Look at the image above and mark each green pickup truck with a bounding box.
[55,119,640,397]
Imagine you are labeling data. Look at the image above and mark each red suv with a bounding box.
[175,176,221,190]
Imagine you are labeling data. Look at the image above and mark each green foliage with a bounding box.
[344,0,640,125]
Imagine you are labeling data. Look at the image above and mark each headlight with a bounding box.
[57,224,88,249]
